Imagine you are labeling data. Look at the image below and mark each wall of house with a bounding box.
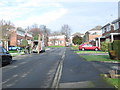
[48,35,66,46]
[9,29,33,46]
[89,35,102,42]
[9,30,17,46]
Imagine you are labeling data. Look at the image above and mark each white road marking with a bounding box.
[52,50,66,88]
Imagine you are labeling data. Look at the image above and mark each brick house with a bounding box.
[95,18,120,48]
[84,26,102,45]
[48,35,66,46]
[9,27,33,46]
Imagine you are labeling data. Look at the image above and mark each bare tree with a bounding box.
[28,24,41,36]
[61,24,71,41]
[27,24,51,46]
[0,19,15,48]
[0,20,15,39]
[40,25,51,46]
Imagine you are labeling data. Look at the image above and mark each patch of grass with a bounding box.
[10,52,25,57]
[8,51,18,53]
[101,75,120,89]
[11,53,20,57]
[80,55,120,62]
[48,46,65,48]
[108,78,120,89]
[75,51,108,53]
[71,45,79,50]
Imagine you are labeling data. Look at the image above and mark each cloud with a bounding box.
[0,0,66,26]
[18,0,119,2]
[14,8,68,27]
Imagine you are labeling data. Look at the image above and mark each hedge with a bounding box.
[108,40,120,60]
[113,40,120,60]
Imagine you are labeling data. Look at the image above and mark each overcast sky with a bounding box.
[0,0,119,34]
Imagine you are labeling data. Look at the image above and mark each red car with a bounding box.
[79,44,100,51]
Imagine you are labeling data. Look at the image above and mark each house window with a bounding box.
[114,22,119,30]
[92,32,97,35]
[104,28,107,33]
[106,25,110,32]
[59,41,63,44]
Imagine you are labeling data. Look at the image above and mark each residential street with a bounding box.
[2,48,66,88]
[2,47,115,89]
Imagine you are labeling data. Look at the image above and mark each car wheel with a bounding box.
[95,48,98,51]
[82,48,85,51]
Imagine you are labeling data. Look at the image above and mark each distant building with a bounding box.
[9,27,33,46]
[48,35,66,46]
[84,26,102,45]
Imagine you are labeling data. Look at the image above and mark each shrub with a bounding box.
[72,35,82,45]
[113,40,120,60]
[33,35,38,40]
[108,40,120,60]
[108,43,113,51]
[21,39,28,48]
[101,41,109,52]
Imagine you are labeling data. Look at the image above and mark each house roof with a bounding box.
[112,18,120,24]
[89,26,102,31]
[17,27,25,33]
[72,32,84,36]
[102,18,120,29]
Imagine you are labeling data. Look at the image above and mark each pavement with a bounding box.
[59,48,115,89]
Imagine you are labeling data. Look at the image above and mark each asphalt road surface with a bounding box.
[2,47,115,89]
[2,47,66,88]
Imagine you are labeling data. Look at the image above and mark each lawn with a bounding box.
[75,51,108,53]
[8,50,19,53]
[80,55,120,62]
[70,45,79,50]
[102,76,120,89]
[106,78,120,89]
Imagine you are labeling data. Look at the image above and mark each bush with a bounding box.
[113,40,120,60]
[72,36,82,45]
[108,40,120,60]
[101,41,109,52]
[108,43,113,51]
[21,39,28,47]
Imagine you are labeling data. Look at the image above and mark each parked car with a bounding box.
[8,46,22,51]
[79,44,100,51]
[0,46,12,66]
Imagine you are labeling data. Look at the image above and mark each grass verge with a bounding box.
[10,52,25,57]
[80,55,120,62]
[101,74,120,89]
[8,51,19,53]
[71,45,79,49]
[75,51,108,53]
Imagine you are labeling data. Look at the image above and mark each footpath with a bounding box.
[59,48,115,89]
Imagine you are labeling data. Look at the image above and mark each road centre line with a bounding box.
[51,51,65,88]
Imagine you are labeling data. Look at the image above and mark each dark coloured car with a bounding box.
[79,44,100,51]
[8,46,22,51]
[0,47,12,66]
